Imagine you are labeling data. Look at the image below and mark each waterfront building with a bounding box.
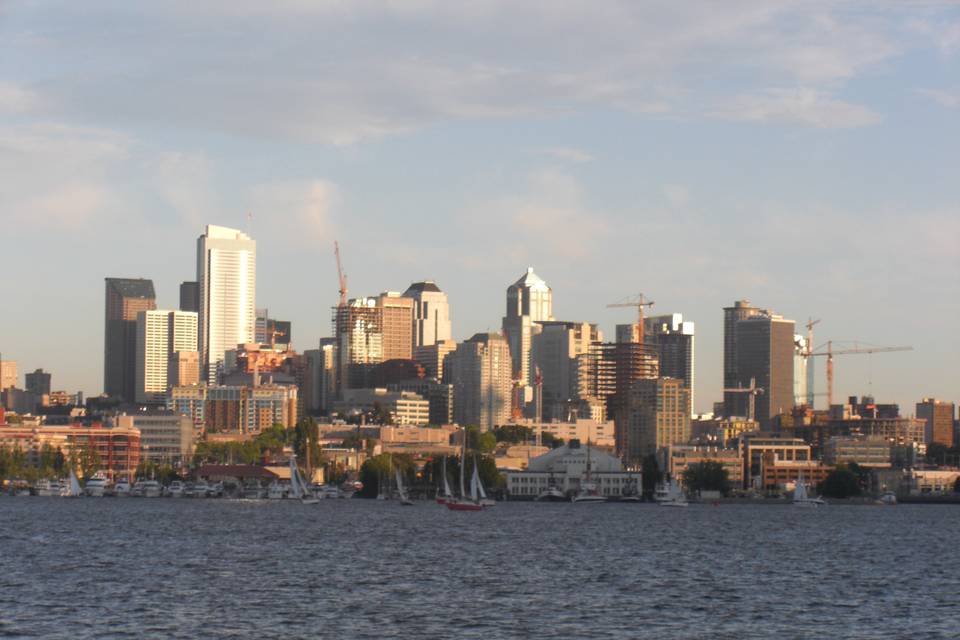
[197,225,257,382]
[179,281,199,313]
[502,267,553,386]
[644,313,695,412]
[135,310,199,404]
[729,308,795,427]
[379,424,459,455]
[104,278,157,402]
[25,369,51,396]
[403,281,452,348]
[664,445,744,490]
[504,440,640,498]
[916,398,955,447]
[445,333,512,432]
[623,377,691,464]
[334,388,431,426]
[531,321,602,421]
[115,413,195,465]
[0,422,141,480]
[738,433,812,489]
[167,383,298,433]
[759,454,831,491]
[822,436,892,468]
[413,339,457,381]
[518,419,616,449]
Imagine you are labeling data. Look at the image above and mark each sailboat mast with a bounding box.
[459,428,466,498]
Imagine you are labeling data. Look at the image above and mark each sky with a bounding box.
[1,1,958,414]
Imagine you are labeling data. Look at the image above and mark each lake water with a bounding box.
[1,498,958,638]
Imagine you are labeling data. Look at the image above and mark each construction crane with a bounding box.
[334,241,348,307]
[607,293,655,344]
[722,377,764,423]
[268,328,286,350]
[807,341,913,408]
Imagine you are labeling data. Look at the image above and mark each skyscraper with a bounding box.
[723,299,764,417]
[625,377,691,464]
[446,333,512,432]
[531,321,602,421]
[916,398,955,447]
[333,297,383,393]
[25,369,51,396]
[0,360,17,391]
[197,225,256,382]
[644,313,695,413]
[179,281,199,313]
[104,277,157,401]
[502,267,553,386]
[135,309,199,404]
[733,313,796,427]
[403,281,452,348]
[377,292,414,361]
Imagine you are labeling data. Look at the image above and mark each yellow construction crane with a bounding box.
[722,377,764,423]
[607,293,655,343]
[334,241,348,307]
[807,341,913,407]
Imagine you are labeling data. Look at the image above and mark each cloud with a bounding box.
[539,147,596,163]
[0,82,42,115]
[917,88,960,108]
[663,184,690,208]
[249,179,340,245]
[711,88,882,128]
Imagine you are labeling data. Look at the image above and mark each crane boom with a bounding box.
[334,241,348,307]
[607,293,655,344]
[806,341,912,407]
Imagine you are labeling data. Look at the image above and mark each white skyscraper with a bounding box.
[197,225,256,381]
[136,309,198,403]
[403,281,452,348]
[502,267,553,385]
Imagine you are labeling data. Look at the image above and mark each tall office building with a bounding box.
[377,292,414,361]
[414,339,458,381]
[135,310,199,404]
[644,313,695,413]
[916,398,955,447]
[104,278,157,401]
[723,300,765,417]
[502,267,553,386]
[531,321,602,421]
[733,313,796,427]
[197,225,256,382]
[624,377,691,464]
[446,333,512,432]
[404,281,452,348]
[0,360,17,391]
[333,298,383,393]
[179,281,199,313]
[25,369,51,396]
[304,339,337,414]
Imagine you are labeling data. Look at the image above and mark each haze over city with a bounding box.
[1,2,958,411]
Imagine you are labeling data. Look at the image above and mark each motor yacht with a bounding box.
[190,480,211,498]
[84,473,110,497]
[535,485,567,502]
[267,480,287,500]
[167,480,186,498]
[115,479,132,497]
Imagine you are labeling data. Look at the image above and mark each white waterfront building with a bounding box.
[505,440,641,499]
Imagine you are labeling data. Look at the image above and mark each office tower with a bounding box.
[644,313,695,412]
[104,278,157,401]
[179,281,199,313]
[723,300,765,417]
[734,313,796,427]
[255,309,292,348]
[625,377,691,464]
[197,225,256,382]
[916,398,955,447]
[531,321,603,421]
[502,267,553,386]
[414,339,457,381]
[0,360,17,391]
[169,351,200,388]
[445,333,512,432]
[25,369,51,396]
[135,310,199,404]
[304,340,337,414]
[378,292,414,361]
[333,298,383,393]
[404,281,452,348]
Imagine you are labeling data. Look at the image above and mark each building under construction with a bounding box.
[332,299,383,395]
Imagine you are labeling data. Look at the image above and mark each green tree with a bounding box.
[818,465,861,499]
[293,417,324,469]
[542,432,564,449]
[493,425,533,444]
[926,442,949,466]
[681,461,731,496]
[357,453,414,498]
[641,454,662,501]
[476,432,497,454]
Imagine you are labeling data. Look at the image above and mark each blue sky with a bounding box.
[1,1,958,413]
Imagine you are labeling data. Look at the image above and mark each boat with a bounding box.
[115,479,132,497]
[84,472,110,497]
[34,479,63,497]
[289,455,319,505]
[572,440,607,503]
[793,474,826,507]
[446,428,484,511]
[139,480,163,498]
[64,468,82,497]
[395,467,414,506]
[167,480,187,498]
[657,479,689,507]
[535,484,567,502]
[190,480,211,498]
[473,456,495,507]
[876,491,897,506]
[436,456,454,504]
[619,475,642,502]
[267,480,287,500]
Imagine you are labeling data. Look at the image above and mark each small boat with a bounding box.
[472,457,495,507]
[446,428,484,511]
[63,468,82,497]
[139,480,163,498]
[167,480,187,498]
[34,479,62,497]
[619,475,642,502]
[395,467,414,506]
[793,474,826,507]
[535,485,567,502]
[436,456,454,504]
[115,479,132,497]
[84,473,110,497]
[190,480,211,498]
[289,455,319,505]
[267,480,287,500]
[572,440,607,503]
[657,479,689,507]
[241,482,264,499]
[876,491,897,506]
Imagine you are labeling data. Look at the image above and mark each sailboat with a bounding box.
[289,455,319,505]
[436,456,454,504]
[63,467,82,498]
[793,473,826,507]
[572,439,607,503]
[472,456,496,507]
[446,429,483,511]
[657,478,688,507]
[395,468,414,506]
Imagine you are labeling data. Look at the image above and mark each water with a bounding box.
[1,499,958,639]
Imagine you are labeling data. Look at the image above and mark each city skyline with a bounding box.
[1,3,957,411]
